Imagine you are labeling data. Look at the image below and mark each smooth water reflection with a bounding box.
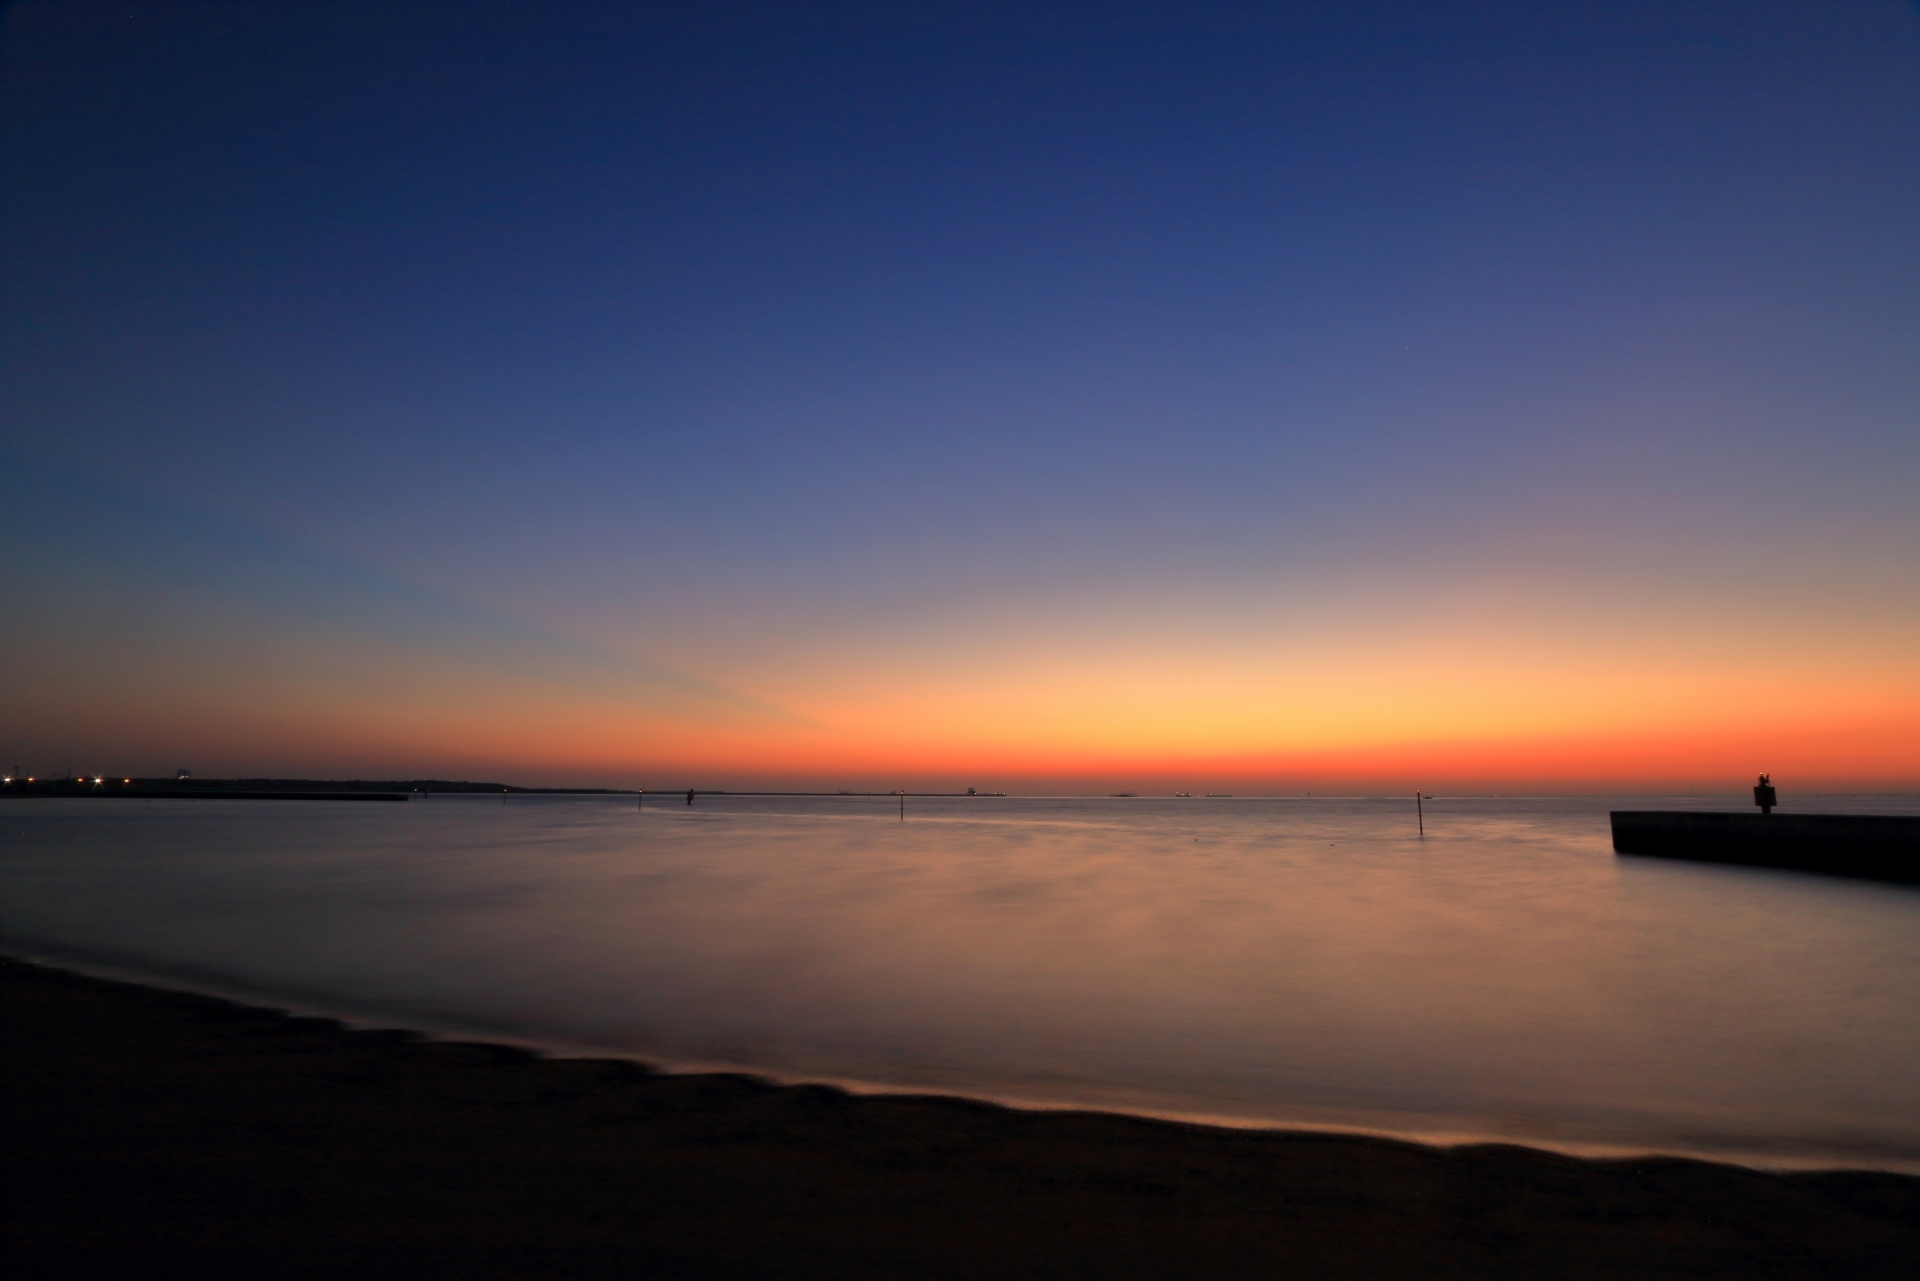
[5,793,1920,1170]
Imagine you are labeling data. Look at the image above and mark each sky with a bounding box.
[4,0,1918,792]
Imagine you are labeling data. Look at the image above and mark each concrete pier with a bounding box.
[1611,811,1920,885]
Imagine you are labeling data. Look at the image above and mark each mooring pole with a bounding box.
[900,790,904,821]
[1417,791,1424,837]
[637,788,643,811]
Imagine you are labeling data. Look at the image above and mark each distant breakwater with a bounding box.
[1612,811,1920,885]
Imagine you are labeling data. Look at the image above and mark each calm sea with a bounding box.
[5,793,1919,1171]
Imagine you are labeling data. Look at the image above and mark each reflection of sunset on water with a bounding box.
[8,792,1920,1171]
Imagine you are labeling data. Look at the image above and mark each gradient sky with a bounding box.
[4,0,1918,791]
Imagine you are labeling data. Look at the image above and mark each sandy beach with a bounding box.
[4,956,1917,1279]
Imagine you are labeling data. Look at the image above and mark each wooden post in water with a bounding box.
[900,790,904,821]
[1417,791,1424,837]
[637,788,643,811]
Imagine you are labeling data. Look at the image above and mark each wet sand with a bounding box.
[4,956,1917,1279]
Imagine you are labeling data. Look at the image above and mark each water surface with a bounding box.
[5,793,1919,1170]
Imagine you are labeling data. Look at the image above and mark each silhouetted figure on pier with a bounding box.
[1754,773,1776,814]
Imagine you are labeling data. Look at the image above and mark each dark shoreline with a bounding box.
[5,957,1918,1279]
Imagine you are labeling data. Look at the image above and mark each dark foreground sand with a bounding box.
[5,957,1918,1279]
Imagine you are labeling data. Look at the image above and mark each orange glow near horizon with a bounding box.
[14,627,1916,791]
[9,528,1918,792]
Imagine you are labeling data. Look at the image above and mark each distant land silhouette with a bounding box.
[0,779,1009,800]
[0,778,630,799]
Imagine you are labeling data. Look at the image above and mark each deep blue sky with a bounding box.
[4,1,1918,785]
